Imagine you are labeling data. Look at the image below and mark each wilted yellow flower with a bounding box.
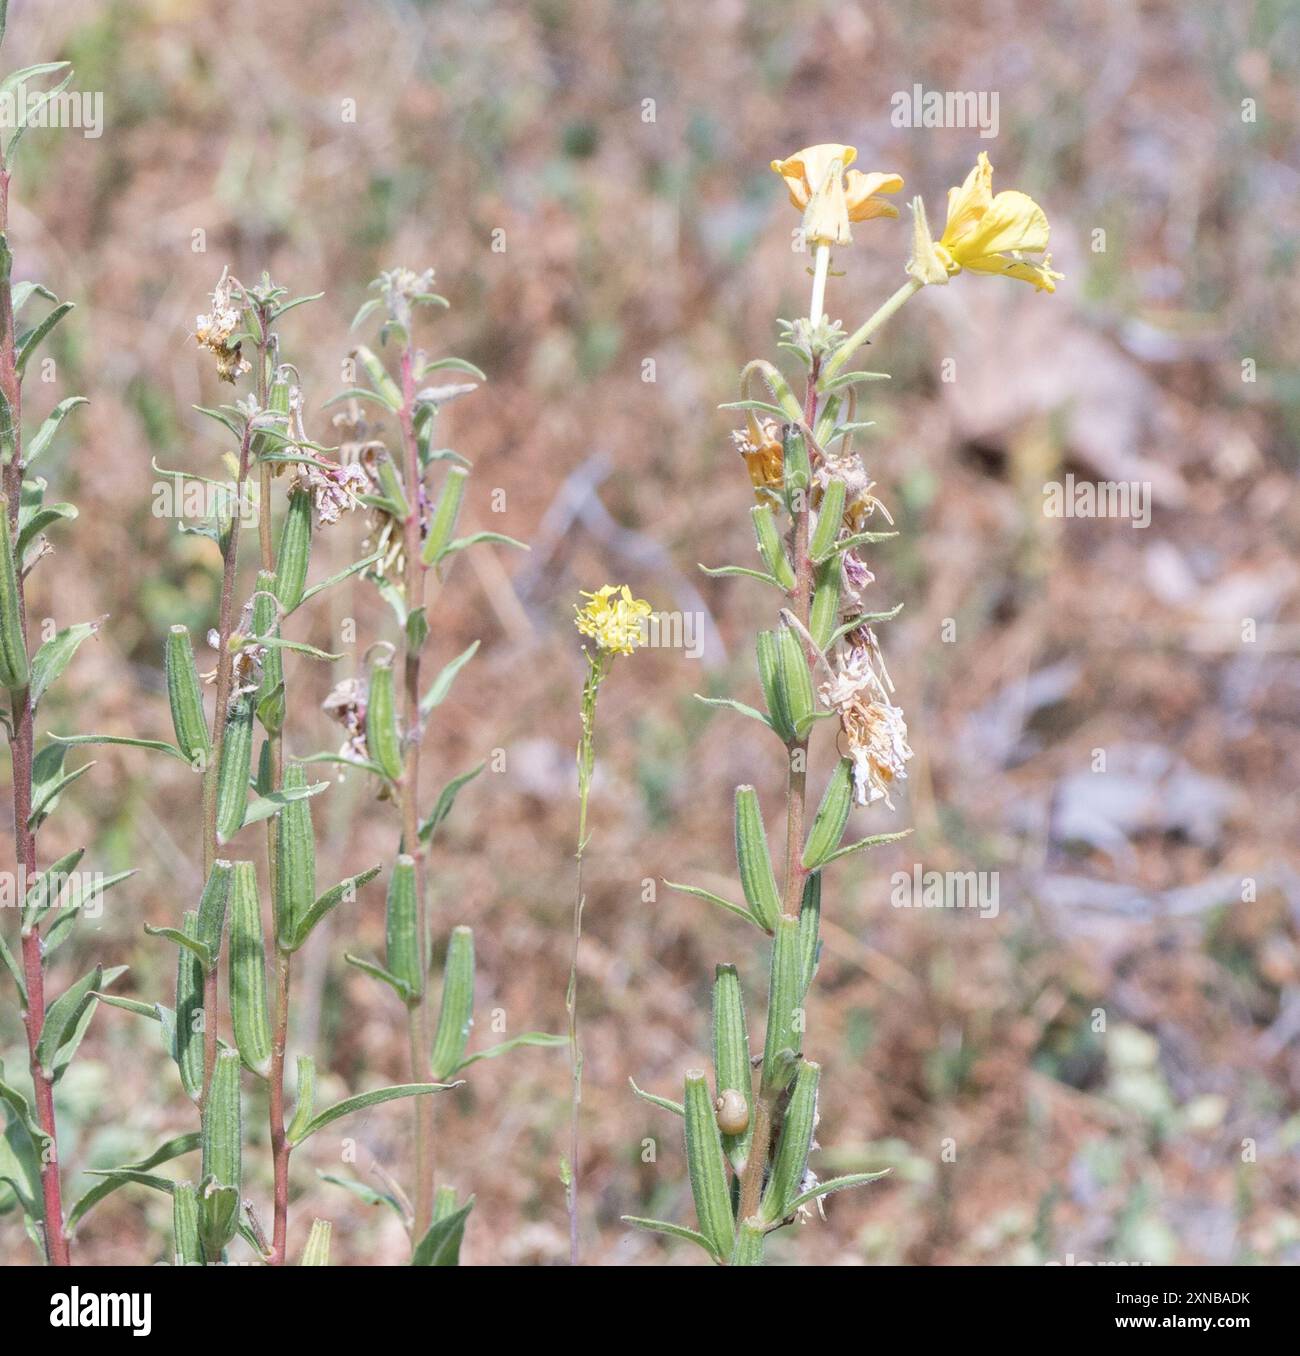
[732,416,784,499]
[907,152,1062,293]
[574,585,653,658]
[771,144,903,247]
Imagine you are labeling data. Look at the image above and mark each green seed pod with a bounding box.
[299,1218,332,1266]
[683,1069,735,1262]
[215,691,254,843]
[760,1059,821,1223]
[353,344,403,410]
[252,571,285,735]
[0,497,29,692]
[384,854,423,1003]
[730,1217,767,1266]
[430,925,474,1080]
[761,915,805,1091]
[165,625,211,766]
[801,757,853,869]
[252,372,292,461]
[711,964,753,1171]
[373,450,411,518]
[734,786,781,933]
[775,624,815,739]
[175,910,205,1104]
[172,1181,202,1266]
[809,555,842,650]
[798,872,822,992]
[199,1048,242,1258]
[809,477,847,561]
[750,505,795,592]
[286,1054,316,1145]
[274,488,312,611]
[432,1184,460,1223]
[420,465,468,566]
[368,658,403,782]
[756,631,794,742]
[229,861,272,1076]
[195,859,234,965]
[782,426,810,503]
[275,763,316,947]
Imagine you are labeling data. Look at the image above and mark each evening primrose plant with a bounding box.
[624,145,1059,1265]
[322,266,562,1262]
[564,583,651,1264]
[0,32,104,1268]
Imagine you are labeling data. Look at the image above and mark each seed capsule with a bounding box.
[734,785,781,933]
[275,763,317,947]
[0,495,29,692]
[751,504,795,591]
[774,623,815,739]
[421,466,468,565]
[715,1089,750,1136]
[215,691,254,842]
[809,477,847,561]
[368,657,403,782]
[274,488,312,611]
[809,555,842,650]
[165,625,211,765]
[756,630,794,742]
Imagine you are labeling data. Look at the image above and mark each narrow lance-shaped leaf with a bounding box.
[420,466,467,566]
[411,1197,473,1266]
[0,493,29,691]
[287,1082,460,1148]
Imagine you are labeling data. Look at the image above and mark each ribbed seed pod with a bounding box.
[730,1217,767,1266]
[798,872,822,991]
[299,1219,332,1266]
[760,1059,821,1222]
[274,763,316,948]
[367,658,403,782]
[801,758,853,869]
[734,786,781,933]
[808,556,842,650]
[229,861,272,1076]
[252,570,285,735]
[774,624,815,738]
[761,915,805,1090]
[684,1070,735,1262]
[165,625,211,766]
[195,859,233,966]
[215,692,254,842]
[430,926,474,1080]
[274,488,312,611]
[372,451,411,518]
[384,854,423,1003]
[750,504,796,591]
[782,426,810,501]
[172,1182,202,1266]
[809,477,847,561]
[756,631,794,742]
[420,466,468,565]
[711,964,753,1171]
[199,1048,242,1258]
[0,497,28,692]
[175,909,205,1104]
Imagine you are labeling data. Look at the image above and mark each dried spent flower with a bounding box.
[193,268,250,382]
[322,676,370,765]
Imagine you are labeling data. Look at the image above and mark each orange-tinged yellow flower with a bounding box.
[574,585,653,658]
[770,144,903,247]
[907,152,1062,293]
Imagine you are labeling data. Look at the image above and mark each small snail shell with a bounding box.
[715,1089,750,1135]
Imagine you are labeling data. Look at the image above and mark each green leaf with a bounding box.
[430,532,528,566]
[343,954,416,1003]
[49,732,187,761]
[410,1197,474,1265]
[822,829,912,865]
[66,1133,200,1236]
[692,694,774,732]
[286,864,382,952]
[417,762,485,843]
[786,1170,890,1214]
[28,752,92,829]
[717,398,789,420]
[17,502,78,562]
[419,640,480,716]
[287,1083,461,1147]
[0,928,24,1005]
[621,1215,719,1261]
[240,779,330,829]
[29,619,102,708]
[662,880,761,930]
[697,563,780,587]
[286,1056,316,1145]
[453,1032,566,1072]
[293,550,384,612]
[816,369,890,396]
[318,1172,408,1223]
[144,925,213,974]
[35,965,102,1076]
[16,301,74,376]
[627,1077,684,1117]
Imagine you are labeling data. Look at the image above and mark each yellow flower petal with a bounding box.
[845,169,904,222]
[959,251,1063,292]
[940,151,994,248]
[950,190,1050,261]
[770,144,900,247]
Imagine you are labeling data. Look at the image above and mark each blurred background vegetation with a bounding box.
[2,0,1299,1264]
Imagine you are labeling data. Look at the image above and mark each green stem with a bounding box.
[823,279,921,382]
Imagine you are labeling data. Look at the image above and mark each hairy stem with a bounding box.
[396,342,436,1238]
[0,164,69,1264]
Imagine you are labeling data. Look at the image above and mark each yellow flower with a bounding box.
[770,144,903,247]
[574,585,653,658]
[731,415,784,500]
[907,152,1062,293]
